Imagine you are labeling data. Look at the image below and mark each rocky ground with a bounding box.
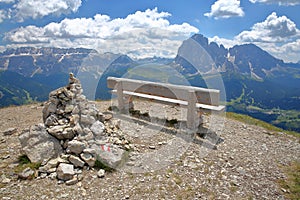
[0,100,299,200]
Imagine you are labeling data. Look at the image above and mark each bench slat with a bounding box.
[107,77,220,106]
[111,90,225,111]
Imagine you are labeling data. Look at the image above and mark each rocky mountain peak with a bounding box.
[175,34,300,79]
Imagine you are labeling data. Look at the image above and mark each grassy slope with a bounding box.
[226,112,300,137]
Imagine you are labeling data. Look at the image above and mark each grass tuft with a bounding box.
[278,161,300,199]
[14,155,40,174]
[94,159,115,172]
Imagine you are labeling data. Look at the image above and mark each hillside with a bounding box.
[0,101,299,199]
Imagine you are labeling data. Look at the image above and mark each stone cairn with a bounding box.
[19,73,132,185]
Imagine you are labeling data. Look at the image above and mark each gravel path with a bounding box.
[0,100,299,200]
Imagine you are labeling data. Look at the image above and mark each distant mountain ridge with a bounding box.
[0,34,299,132]
[0,47,97,77]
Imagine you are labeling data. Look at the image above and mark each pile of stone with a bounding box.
[19,73,132,185]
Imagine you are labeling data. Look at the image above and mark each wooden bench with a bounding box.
[107,77,225,130]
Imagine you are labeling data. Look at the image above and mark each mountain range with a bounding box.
[0,34,299,132]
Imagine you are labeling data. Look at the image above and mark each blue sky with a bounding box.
[0,0,300,62]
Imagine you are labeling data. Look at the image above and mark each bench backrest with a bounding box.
[107,77,221,106]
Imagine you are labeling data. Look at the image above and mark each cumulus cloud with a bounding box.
[249,0,300,6]
[4,8,199,59]
[204,0,245,19]
[210,12,300,62]
[256,39,300,62]
[12,0,82,22]
[236,12,299,43]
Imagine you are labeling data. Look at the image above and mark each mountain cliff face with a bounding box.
[174,34,300,79]
[173,34,300,132]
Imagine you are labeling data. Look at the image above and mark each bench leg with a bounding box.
[124,96,134,111]
[198,109,204,126]
[116,81,125,112]
[187,90,197,130]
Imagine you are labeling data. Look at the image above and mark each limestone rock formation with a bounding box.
[19,123,63,163]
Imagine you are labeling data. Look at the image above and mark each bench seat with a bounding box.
[111,90,225,111]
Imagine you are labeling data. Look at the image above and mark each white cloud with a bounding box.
[0,0,15,3]
[249,0,300,6]
[0,10,7,23]
[236,12,298,43]
[0,7,12,23]
[204,0,245,19]
[209,36,240,48]
[210,12,300,63]
[4,8,199,59]
[13,0,82,22]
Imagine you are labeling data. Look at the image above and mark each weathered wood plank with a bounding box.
[107,77,220,106]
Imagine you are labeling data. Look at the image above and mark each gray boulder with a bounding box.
[91,144,127,169]
[19,124,63,163]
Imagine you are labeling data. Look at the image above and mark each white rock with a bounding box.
[19,167,35,180]
[69,155,85,167]
[67,140,86,155]
[83,148,96,155]
[49,172,57,180]
[1,175,11,184]
[65,104,74,113]
[65,176,78,185]
[90,121,105,137]
[57,163,75,181]
[97,169,105,178]
[80,153,96,167]
[47,125,66,140]
[80,114,96,127]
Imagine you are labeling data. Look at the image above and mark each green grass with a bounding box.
[18,155,31,165]
[278,161,300,199]
[227,88,245,106]
[14,155,41,174]
[226,112,300,138]
[94,159,115,172]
